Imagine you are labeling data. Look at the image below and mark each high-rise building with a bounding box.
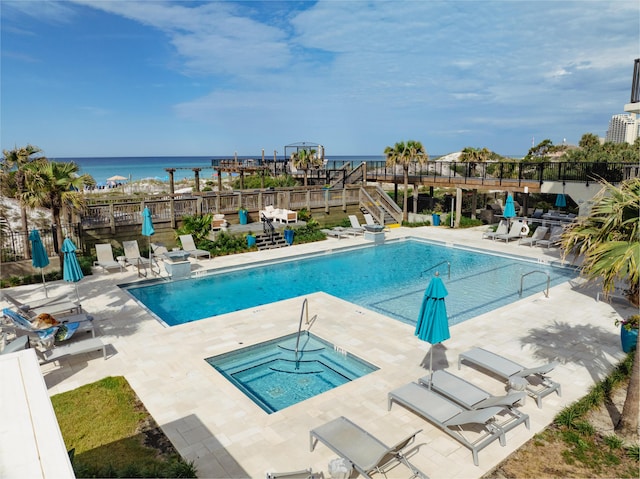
[606,113,639,144]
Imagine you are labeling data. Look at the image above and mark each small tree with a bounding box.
[23,159,95,269]
[561,177,639,438]
[384,140,429,221]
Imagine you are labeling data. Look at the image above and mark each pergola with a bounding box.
[283,141,325,161]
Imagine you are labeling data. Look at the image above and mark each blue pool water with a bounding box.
[124,239,577,327]
[206,332,378,413]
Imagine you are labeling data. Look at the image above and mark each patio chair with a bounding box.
[265,469,321,479]
[321,228,351,240]
[494,220,525,243]
[518,226,549,247]
[310,416,427,479]
[418,370,527,409]
[458,347,561,408]
[1,291,81,317]
[179,234,211,260]
[364,213,377,226]
[36,336,107,364]
[1,335,29,355]
[123,240,157,277]
[388,382,528,466]
[482,220,508,240]
[2,307,96,342]
[535,226,564,249]
[151,242,171,258]
[94,243,124,272]
[348,215,366,232]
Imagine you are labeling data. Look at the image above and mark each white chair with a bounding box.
[94,244,124,272]
[179,235,211,260]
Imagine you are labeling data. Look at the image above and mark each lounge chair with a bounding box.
[2,307,96,341]
[535,226,564,249]
[458,347,561,408]
[418,370,527,409]
[364,213,377,226]
[482,220,508,240]
[36,336,106,364]
[321,228,351,240]
[123,240,157,277]
[388,382,529,466]
[1,335,29,355]
[178,235,211,260]
[265,469,320,479]
[348,215,366,232]
[94,243,124,272]
[310,416,426,479]
[495,220,524,243]
[151,242,170,258]
[518,226,549,247]
[1,291,81,317]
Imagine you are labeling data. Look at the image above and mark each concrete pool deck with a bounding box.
[1,225,634,479]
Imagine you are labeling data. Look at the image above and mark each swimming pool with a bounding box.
[206,332,379,413]
[123,238,577,327]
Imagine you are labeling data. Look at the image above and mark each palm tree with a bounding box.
[561,177,639,438]
[384,140,429,221]
[0,145,44,235]
[290,148,320,187]
[23,159,95,269]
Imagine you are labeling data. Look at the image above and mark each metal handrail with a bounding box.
[520,270,550,298]
[294,298,309,366]
[421,260,451,280]
[261,213,276,244]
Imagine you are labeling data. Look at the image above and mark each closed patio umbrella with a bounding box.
[555,193,567,208]
[141,207,155,270]
[415,272,450,388]
[503,193,516,219]
[62,237,83,303]
[29,229,50,297]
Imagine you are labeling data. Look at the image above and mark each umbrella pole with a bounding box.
[429,346,434,390]
[74,283,81,303]
[41,269,48,297]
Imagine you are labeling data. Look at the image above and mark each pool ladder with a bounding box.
[294,298,317,366]
[520,270,550,298]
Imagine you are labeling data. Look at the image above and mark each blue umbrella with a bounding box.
[503,194,516,219]
[415,272,450,388]
[141,207,155,270]
[555,193,567,208]
[62,237,83,302]
[29,229,50,297]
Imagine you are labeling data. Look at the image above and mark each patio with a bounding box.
[1,225,632,478]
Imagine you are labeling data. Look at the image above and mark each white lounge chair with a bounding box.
[458,347,561,408]
[94,243,124,272]
[364,213,377,226]
[535,226,564,248]
[1,291,81,317]
[321,228,351,240]
[482,220,508,240]
[310,416,426,479]
[418,369,527,409]
[495,220,524,243]
[179,235,211,260]
[388,382,529,466]
[518,226,549,247]
[123,240,157,277]
[2,307,96,341]
[36,336,106,364]
[348,215,366,232]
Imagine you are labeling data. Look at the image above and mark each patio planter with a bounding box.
[246,235,256,247]
[432,213,441,226]
[283,229,294,245]
[239,209,248,225]
[621,327,638,353]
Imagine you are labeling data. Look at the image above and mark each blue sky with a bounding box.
[1,1,638,158]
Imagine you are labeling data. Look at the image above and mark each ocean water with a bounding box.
[54,155,386,184]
